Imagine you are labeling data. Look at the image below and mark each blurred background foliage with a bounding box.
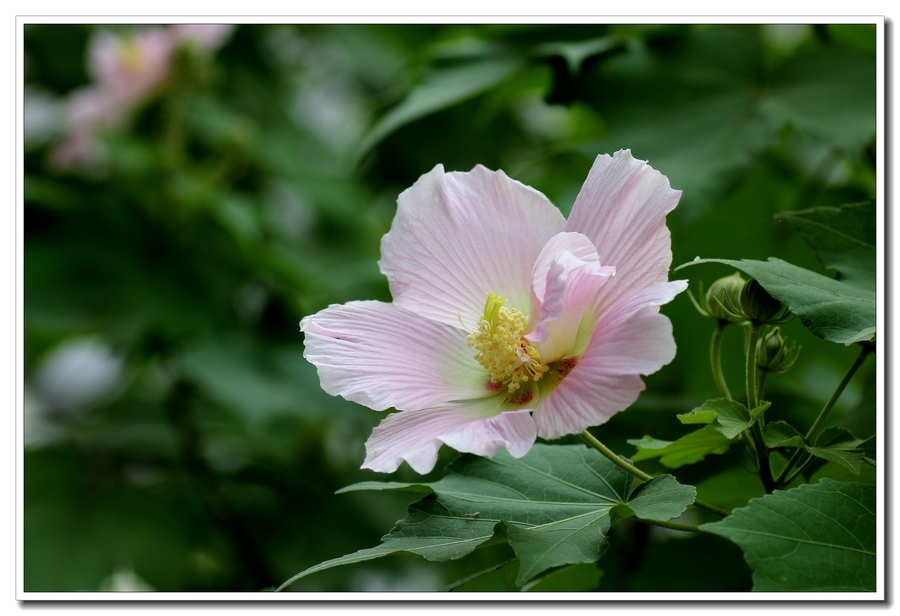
[23,22,876,592]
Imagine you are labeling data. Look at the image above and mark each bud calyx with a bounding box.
[756,326,800,374]
[739,279,792,324]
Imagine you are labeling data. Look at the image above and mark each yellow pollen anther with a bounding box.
[467,293,548,393]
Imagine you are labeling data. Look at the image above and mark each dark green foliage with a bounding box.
[683,258,875,344]
[776,202,876,290]
[278,444,695,589]
[702,480,876,591]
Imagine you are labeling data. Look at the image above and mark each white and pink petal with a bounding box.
[363,403,537,474]
[586,280,688,330]
[535,371,648,441]
[300,300,490,413]
[379,164,566,329]
[566,150,681,315]
[532,280,688,440]
[525,232,615,364]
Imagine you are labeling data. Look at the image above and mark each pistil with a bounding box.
[467,293,548,392]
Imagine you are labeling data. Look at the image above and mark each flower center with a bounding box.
[467,293,548,393]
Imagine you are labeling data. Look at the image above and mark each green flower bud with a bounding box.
[704,272,747,323]
[756,326,800,373]
[687,272,747,324]
[739,279,791,324]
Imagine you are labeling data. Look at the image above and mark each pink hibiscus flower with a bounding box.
[300,150,686,474]
[50,25,235,171]
[87,28,175,110]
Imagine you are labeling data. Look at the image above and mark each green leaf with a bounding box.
[359,56,523,154]
[677,398,770,439]
[763,422,870,475]
[572,30,875,223]
[629,425,732,469]
[762,46,876,155]
[763,420,806,449]
[179,337,349,425]
[775,202,876,291]
[827,24,876,55]
[809,427,872,475]
[446,558,603,592]
[714,401,767,439]
[701,479,876,591]
[573,28,777,225]
[678,257,875,344]
[446,559,520,592]
[521,562,602,592]
[536,36,625,75]
[278,444,696,589]
[625,474,698,522]
[337,481,433,495]
[676,407,719,425]
[695,468,765,513]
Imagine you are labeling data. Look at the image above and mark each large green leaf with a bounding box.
[762,46,876,155]
[678,257,875,344]
[702,479,876,591]
[628,425,733,469]
[359,55,524,154]
[574,28,777,225]
[775,202,876,291]
[276,444,696,589]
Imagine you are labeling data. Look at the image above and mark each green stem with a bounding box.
[756,370,769,424]
[581,430,652,481]
[745,322,775,493]
[739,431,759,461]
[440,558,517,591]
[711,321,732,399]
[580,431,729,518]
[642,518,704,533]
[783,457,815,488]
[752,424,775,494]
[745,322,761,411]
[756,370,768,407]
[777,452,808,488]
[805,344,872,442]
[774,343,873,487]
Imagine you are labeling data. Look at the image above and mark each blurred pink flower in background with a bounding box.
[48,87,121,170]
[170,24,235,52]
[50,24,234,171]
[301,150,686,474]
[88,27,174,110]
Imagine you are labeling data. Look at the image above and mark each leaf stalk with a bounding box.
[774,343,873,487]
[745,321,775,493]
[579,430,729,518]
[711,321,732,399]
